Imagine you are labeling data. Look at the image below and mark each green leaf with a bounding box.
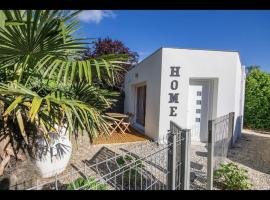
[78,61,83,81]
[94,59,101,80]
[16,109,29,144]
[29,96,43,122]
[57,61,65,84]
[3,95,23,116]
[70,61,76,83]
[86,60,92,84]
[64,61,71,84]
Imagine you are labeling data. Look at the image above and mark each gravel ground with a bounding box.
[5,138,168,190]
[2,129,270,190]
[189,144,208,190]
[190,129,270,190]
[227,129,270,190]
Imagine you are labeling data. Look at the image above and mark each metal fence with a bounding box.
[20,121,191,190]
[207,112,235,189]
[168,121,191,190]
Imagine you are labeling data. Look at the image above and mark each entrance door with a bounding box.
[188,85,203,142]
[188,80,212,143]
[136,85,146,127]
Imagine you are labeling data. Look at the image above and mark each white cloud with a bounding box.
[78,10,116,24]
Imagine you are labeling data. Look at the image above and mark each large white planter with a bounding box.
[34,126,72,178]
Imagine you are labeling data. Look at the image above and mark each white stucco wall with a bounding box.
[125,47,245,142]
[159,48,244,140]
[124,49,162,139]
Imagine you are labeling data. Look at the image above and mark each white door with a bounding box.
[188,80,212,143]
[188,85,203,142]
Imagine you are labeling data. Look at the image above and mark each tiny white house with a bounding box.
[124,47,246,144]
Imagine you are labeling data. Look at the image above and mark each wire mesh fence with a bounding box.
[212,113,233,170]
[169,121,191,190]
[17,123,191,190]
[207,112,234,189]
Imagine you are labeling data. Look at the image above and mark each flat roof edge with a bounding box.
[162,47,240,53]
[128,46,242,73]
[128,47,162,72]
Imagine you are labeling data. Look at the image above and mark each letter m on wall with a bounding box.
[169,93,179,103]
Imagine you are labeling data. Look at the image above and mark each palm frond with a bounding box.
[0,10,129,144]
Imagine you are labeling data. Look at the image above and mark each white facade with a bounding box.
[124,47,246,144]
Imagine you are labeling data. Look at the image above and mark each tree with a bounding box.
[244,67,270,130]
[82,37,139,89]
[0,10,127,175]
[245,65,260,75]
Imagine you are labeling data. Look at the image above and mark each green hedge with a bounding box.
[244,68,270,131]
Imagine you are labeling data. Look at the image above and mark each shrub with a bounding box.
[244,67,270,131]
[214,162,252,190]
[66,177,108,190]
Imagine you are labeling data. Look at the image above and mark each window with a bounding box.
[197,91,202,96]
[195,118,200,122]
[196,109,201,113]
[196,100,201,105]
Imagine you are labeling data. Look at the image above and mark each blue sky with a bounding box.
[77,10,270,72]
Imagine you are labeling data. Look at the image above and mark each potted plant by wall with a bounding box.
[0,10,127,178]
[34,125,72,178]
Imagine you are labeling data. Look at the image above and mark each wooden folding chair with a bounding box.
[114,118,126,134]
[106,119,119,135]
[121,119,131,133]
[120,112,134,133]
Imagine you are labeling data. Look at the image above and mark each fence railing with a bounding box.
[18,121,191,190]
[207,112,235,190]
[168,121,191,190]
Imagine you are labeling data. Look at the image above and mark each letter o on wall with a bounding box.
[170,80,178,90]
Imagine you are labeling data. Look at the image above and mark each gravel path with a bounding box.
[190,144,208,190]
[227,129,270,190]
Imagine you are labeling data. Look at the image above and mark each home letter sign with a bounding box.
[169,106,178,116]
[168,66,180,117]
[168,93,179,103]
[170,66,180,77]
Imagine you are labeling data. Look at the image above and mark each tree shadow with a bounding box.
[83,146,167,190]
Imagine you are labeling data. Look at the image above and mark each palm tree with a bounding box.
[0,10,128,175]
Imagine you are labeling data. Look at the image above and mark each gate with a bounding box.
[168,121,191,190]
[21,121,191,190]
